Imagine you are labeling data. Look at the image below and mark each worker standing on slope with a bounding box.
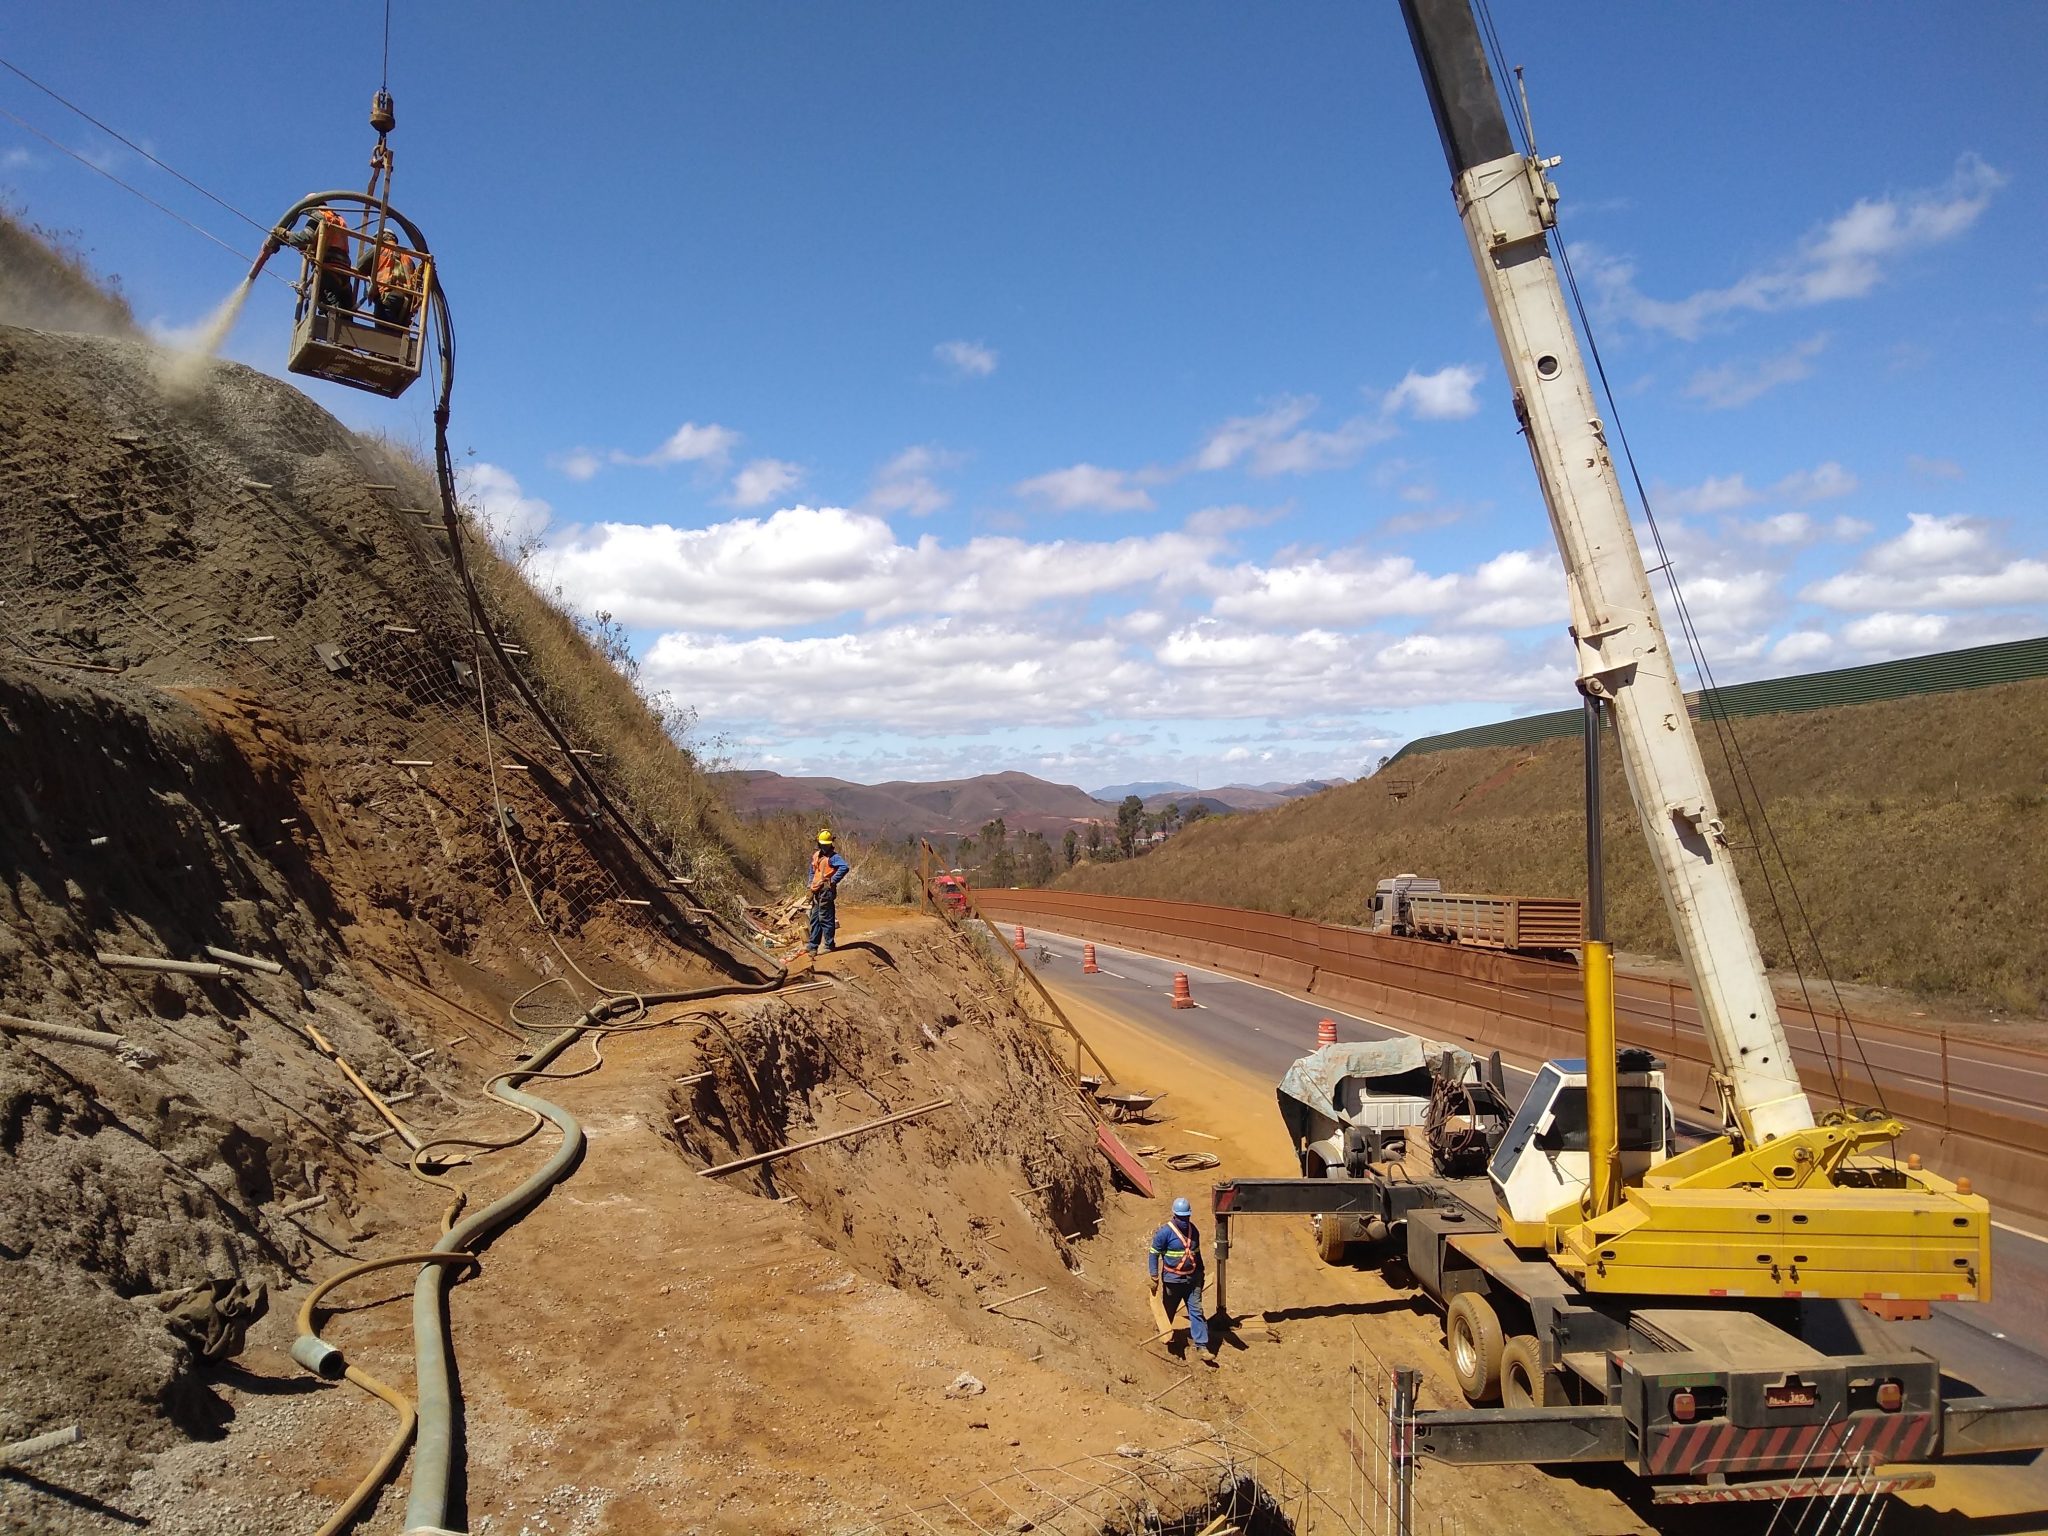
[807,829,850,957]
[1147,1196,1217,1365]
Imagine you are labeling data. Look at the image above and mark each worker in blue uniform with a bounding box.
[1147,1196,1217,1364]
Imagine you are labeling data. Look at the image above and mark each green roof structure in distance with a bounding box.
[1387,634,2048,764]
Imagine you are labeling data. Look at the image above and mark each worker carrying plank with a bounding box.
[1146,1196,1217,1366]
[806,828,850,956]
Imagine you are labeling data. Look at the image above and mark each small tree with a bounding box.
[1085,821,1103,858]
[981,817,1016,886]
[1020,830,1056,886]
[1163,801,1182,834]
[1061,827,1079,868]
[1116,794,1145,858]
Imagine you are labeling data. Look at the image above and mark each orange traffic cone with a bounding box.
[1317,1018,1338,1045]
[1170,972,1195,1009]
[1082,943,1100,974]
[1013,924,1027,950]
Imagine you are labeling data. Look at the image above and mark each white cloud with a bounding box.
[459,462,552,554]
[1015,462,1156,512]
[1775,461,1857,503]
[934,339,998,378]
[1770,630,1835,667]
[1737,511,1815,546]
[1662,474,1761,516]
[1684,335,1828,409]
[1590,155,2005,339]
[1203,546,1561,630]
[1841,611,1956,655]
[865,445,956,518]
[1194,395,1395,476]
[556,449,603,482]
[1384,365,1483,421]
[614,420,741,469]
[726,457,803,508]
[1804,513,2048,610]
[533,504,1227,630]
[2,147,34,171]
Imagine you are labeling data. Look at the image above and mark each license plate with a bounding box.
[1766,1381,1819,1409]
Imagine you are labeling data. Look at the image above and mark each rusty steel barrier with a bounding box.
[972,888,2048,1228]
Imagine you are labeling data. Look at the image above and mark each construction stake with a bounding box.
[204,944,284,976]
[983,1285,1048,1313]
[698,1097,953,1178]
[0,1425,82,1468]
[96,952,231,979]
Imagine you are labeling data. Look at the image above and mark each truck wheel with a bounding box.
[1314,1214,1348,1266]
[1445,1292,1505,1405]
[1501,1335,1561,1408]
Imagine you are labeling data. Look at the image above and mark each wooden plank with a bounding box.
[1096,1123,1155,1197]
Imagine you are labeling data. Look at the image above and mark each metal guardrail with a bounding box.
[972,888,2048,1227]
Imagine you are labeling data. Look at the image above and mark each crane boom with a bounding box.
[1397,0,1812,1144]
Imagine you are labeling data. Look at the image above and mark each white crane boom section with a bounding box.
[1399,0,1813,1143]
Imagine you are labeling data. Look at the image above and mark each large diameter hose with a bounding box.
[403,978,780,1535]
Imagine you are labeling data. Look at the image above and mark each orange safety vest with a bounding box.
[1157,1217,1200,1279]
[315,209,354,272]
[372,241,422,298]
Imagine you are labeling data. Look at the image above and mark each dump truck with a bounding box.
[1200,0,2048,1504]
[1369,874,1582,955]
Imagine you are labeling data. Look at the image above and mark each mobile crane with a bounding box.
[1207,0,2048,1503]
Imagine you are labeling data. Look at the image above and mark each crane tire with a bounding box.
[1501,1334,1562,1408]
[1446,1291,1505,1405]
[1314,1214,1348,1266]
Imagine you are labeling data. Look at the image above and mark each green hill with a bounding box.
[1059,675,2048,1013]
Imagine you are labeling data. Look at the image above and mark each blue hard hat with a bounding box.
[1171,1197,1192,1217]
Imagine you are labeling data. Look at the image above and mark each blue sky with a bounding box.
[5,2,2043,791]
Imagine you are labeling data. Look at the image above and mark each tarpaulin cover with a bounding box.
[1277,1038,1468,1145]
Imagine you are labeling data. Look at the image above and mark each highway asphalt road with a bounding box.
[1026,925,2048,1518]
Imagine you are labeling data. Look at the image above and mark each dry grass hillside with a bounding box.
[1062,678,2048,1013]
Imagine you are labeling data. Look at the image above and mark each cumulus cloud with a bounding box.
[1684,335,1828,409]
[1662,473,1761,517]
[865,445,957,518]
[1384,364,1483,421]
[533,505,1228,631]
[1590,155,2005,340]
[1015,462,1157,512]
[1803,513,2048,610]
[726,457,803,508]
[1203,546,1562,630]
[1775,461,1857,503]
[1770,630,1835,667]
[459,462,552,554]
[1192,395,1397,477]
[555,449,603,482]
[934,339,998,378]
[614,420,741,469]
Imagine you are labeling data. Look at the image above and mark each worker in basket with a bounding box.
[359,229,423,330]
[806,828,850,957]
[1147,1196,1217,1365]
[304,206,358,312]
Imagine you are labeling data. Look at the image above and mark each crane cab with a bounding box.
[286,212,431,399]
[1490,1051,1673,1246]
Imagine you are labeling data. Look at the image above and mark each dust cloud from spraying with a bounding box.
[154,275,256,397]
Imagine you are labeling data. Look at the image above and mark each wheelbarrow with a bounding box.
[1097,1090,1165,1123]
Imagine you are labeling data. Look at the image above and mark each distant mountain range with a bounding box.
[718,769,1109,841]
[722,768,1349,843]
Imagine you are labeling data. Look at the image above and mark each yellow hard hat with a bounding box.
[816,829,835,846]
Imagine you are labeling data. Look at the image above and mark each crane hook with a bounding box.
[370,89,396,136]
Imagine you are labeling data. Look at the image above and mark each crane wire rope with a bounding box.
[1469,0,1885,1114]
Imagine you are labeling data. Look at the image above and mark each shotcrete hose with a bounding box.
[291,1251,477,1536]
[404,978,782,1535]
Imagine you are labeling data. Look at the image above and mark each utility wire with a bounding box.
[0,102,281,278]
[0,54,273,236]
